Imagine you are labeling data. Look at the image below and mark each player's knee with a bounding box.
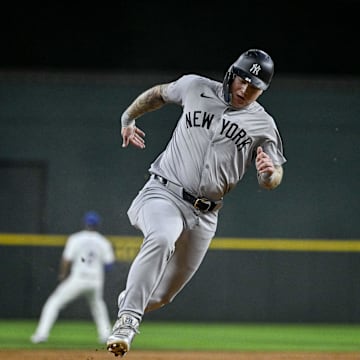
[149,233,175,259]
[160,295,173,306]
[146,295,173,312]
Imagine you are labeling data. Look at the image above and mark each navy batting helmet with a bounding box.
[223,49,274,103]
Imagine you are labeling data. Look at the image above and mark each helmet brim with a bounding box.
[232,67,269,91]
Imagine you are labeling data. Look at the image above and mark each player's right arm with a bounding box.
[121,84,169,149]
[58,258,71,282]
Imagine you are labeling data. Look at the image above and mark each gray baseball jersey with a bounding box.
[149,74,286,201]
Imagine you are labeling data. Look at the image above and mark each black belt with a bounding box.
[152,174,217,212]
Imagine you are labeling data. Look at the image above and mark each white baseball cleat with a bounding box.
[30,334,48,344]
[106,313,139,357]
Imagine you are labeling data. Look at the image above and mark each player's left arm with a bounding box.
[255,146,284,190]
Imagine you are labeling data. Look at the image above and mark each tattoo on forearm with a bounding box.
[127,84,167,120]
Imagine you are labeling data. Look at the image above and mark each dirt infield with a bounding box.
[1,350,360,360]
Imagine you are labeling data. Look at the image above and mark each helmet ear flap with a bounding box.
[223,67,235,104]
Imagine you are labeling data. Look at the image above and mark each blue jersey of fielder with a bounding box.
[149,74,287,202]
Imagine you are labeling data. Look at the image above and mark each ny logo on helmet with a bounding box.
[250,64,261,75]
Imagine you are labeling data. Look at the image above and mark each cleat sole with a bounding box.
[107,342,128,357]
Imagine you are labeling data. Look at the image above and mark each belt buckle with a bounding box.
[194,197,211,212]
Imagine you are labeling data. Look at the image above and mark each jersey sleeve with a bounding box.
[162,74,203,105]
[62,235,76,261]
[262,126,287,166]
[103,238,116,265]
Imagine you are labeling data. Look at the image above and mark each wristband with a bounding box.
[121,112,135,128]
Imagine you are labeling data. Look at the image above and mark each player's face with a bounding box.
[230,75,263,109]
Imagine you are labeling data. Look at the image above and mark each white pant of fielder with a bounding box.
[32,275,111,343]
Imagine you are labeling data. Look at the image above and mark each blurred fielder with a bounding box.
[31,211,115,344]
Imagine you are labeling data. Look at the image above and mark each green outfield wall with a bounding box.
[0,71,359,322]
[1,235,360,322]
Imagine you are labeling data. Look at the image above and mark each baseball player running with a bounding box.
[31,211,115,344]
[107,49,287,357]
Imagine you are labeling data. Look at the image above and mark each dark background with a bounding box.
[1,1,359,75]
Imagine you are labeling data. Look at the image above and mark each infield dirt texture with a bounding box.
[2,350,360,359]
